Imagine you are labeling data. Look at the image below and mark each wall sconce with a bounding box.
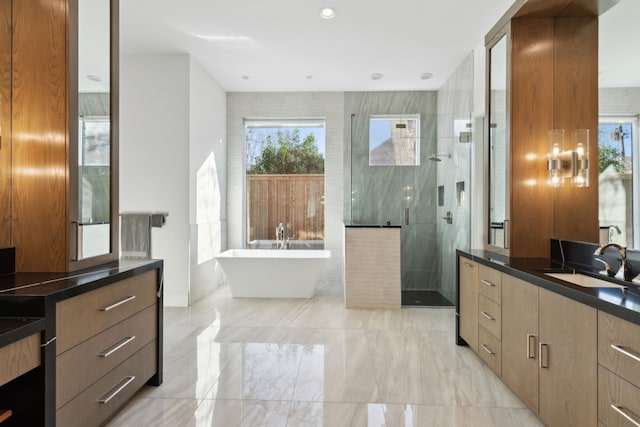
[547,129,589,187]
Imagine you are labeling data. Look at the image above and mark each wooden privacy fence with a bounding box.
[247,174,324,242]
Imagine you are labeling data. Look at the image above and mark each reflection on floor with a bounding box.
[401,290,454,307]
[106,286,543,427]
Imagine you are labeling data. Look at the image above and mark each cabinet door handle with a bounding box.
[481,344,495,355]
[100,295,136,312]
[97,376,136,404]
[539,342,549,368]
[611,404,640,427]
[526,334,537,359]
[98,336,136,358]
[481,311,495,321]
[480,279,496,287]
[611,344,640,364]
[463,261,474,268]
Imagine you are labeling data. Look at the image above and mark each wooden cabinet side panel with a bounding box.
[0,333,40,387]
[501,274,539,414]
[552,17,599,244]
[539,288,597,427]
[508,18,555,258]
[0,0,11,247]
[459,257,478,352]
[11,0,69,272]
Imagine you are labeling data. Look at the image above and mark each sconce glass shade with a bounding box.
[548,129,566,187]
[572,129,589,187]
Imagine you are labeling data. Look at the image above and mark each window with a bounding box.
[598,117,638,247]
[244,119,325,249]
[369,114,420,166]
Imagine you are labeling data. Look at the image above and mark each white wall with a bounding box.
[189,58,227,303]
[227,92,345,291]
[121,54,227,306]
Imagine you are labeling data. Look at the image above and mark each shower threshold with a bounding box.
[401,290,453,307]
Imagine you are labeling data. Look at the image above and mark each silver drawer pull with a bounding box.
[481,344,495,355]
[100,295,136,312]
[98,336,136,358]
[481,311,495,321]
[480,279,496,287]
[97,376,136,404]
[526,334,537,359]
[611,344,640,364]
[539,342,549,369]
[611,404,640,427]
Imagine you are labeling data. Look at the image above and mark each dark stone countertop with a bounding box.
[457,249,640,326]
[0,259,163,321]
[0,317,44,348]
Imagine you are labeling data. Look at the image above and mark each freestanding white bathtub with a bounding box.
[215,249,331,298]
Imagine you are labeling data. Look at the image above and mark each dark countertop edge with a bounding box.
[457,249,640,326]
[0,259,163,303]
[344,224,402,229]
[0,317,45,348]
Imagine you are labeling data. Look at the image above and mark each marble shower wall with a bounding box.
[436,53,474,303]
[345,92,439,291]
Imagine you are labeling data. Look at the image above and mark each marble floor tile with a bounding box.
[106,285,543,427]
[106,397,199,427]
[292,329,380,403]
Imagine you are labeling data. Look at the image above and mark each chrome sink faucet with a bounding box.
[593,243,630,281]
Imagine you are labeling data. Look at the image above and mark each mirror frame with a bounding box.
[69,0,119,269]
[485,23,510,255]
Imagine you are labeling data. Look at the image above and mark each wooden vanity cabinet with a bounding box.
[598,311,640,427]
[477,264,502,376]
[458,256,478,352]
[501,273,597,427]
[55,270,159,427]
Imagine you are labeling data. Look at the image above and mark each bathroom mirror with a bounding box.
[598,0,640,248]
[487,32,508,249]
[75,0,113,259]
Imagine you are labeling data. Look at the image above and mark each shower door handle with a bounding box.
[442,211,453,224]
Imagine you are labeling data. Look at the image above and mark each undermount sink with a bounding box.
[544,272,627,289]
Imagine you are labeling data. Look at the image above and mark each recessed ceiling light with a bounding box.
[241,75,250,80]
[320,7,336,19]
[420,72,434,80]
[370,73,384,80]
[86,75,101,82]
[305,75,314,80]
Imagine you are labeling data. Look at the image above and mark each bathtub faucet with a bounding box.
[276,223,289,249]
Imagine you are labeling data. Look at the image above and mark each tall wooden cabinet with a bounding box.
[10,0,119,272]
[484,1,599,258]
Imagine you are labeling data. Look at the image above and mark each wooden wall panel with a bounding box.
[11,0,69,271]
[552,17,599,243]
[509,19,555,258]
[0,0,11,247]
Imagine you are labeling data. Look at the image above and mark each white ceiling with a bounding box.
[118,0,638,92]
[120,0,515,92]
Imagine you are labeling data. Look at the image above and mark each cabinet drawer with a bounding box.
[56,340,157,427]
[56,304,157,408]
[56,270,157,354]
[598,311,640,389]
[478,294,501,339]
[598,365,640,427]
[0,333,40,388]
[478,265,501,304]
[478,326,501,377]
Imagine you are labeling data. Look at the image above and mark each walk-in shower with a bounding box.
[346,92,453,307]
